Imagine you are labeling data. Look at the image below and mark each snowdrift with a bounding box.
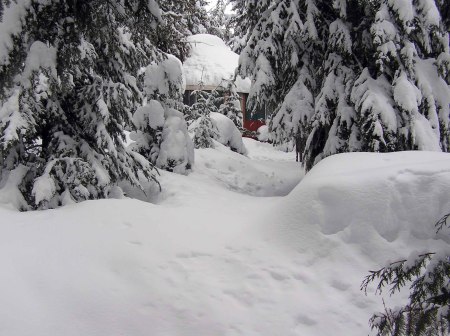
[1,147,450,336]
[256,151,450,335]
[274,151,450,249]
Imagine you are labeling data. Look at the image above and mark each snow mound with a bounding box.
[251,151,450,335]
[183,34,251,92]
[210,112,246,154]
[277,151,450,247]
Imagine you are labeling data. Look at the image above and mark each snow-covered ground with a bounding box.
[1,140,450,336]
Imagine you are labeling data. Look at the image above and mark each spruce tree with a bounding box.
[218,82,244,130]
[153,1,191,62]
[362,213,450,336]
[0,0,167,209]
[208,0,228,40]
[228,0,273,53]
[236,0,324,152]
[350,0,450,155]
[305,0,450,169]
[437,0,450,32]
[303,0,368,169]
[269,0,326,152]
[237,0,305,126]
[185,0,211,35]
[194,114,218,149]
[235,0,450,170]
[155,0,212,62]
[188,90,218,149]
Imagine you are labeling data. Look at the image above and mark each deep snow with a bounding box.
[183,34,251,93]
[1,141,450,336]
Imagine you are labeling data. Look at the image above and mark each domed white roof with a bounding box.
[183,34,251,93]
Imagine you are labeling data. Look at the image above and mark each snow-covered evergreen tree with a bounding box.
[154,0,213,62]
[188,90,218,149]
[0,0,177,209]
[350,0,450,155]
[237,0,305,125]
[437,0,450,31]
[268,0,328,151]
[236,0,450,170]
[306,0,450,169]
[228,0,273,53]
[303,1,368,169]
[235,0,323,152]
[185,0,211,35]
[153,1,192,62]
[218,82,243,130]
[208,0,228,40]
[194,114,217,149]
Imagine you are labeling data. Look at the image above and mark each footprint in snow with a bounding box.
[267,269,290,281]
[175,251,212,258]
[296,314,317,326]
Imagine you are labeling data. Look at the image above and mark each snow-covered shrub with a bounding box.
[132,54,194,174]
[192,114,218,149]
[187,90,219,149]
[210,112,246,154]
[130,100,165,164]
[157,108,194,174]
[256,125,269,143]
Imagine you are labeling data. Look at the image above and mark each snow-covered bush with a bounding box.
[130,100,165,164]
[191,114,218,149]
[132,55,194,174]
[210,112,247,154]
[187,90,219,149]
[256,125,269,143]
[157,108,194,174]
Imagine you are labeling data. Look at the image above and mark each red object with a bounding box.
[243,120,265,132]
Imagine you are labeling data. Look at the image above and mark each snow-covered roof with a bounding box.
[183,34,251,93]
